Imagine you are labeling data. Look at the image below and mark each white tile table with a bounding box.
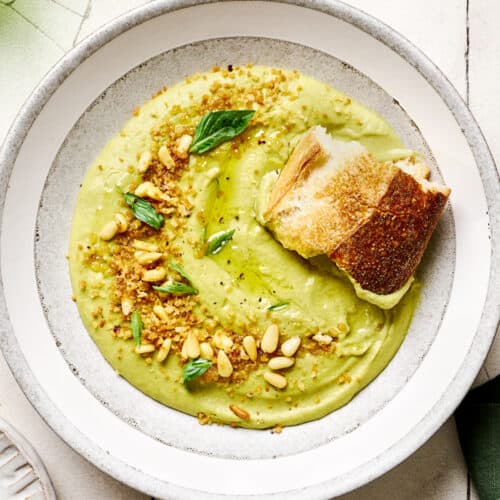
[0,1,497,498]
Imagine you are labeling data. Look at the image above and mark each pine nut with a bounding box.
[281,336,301,357]
[222,336,233,351]
[261,324,279,353]
[132,240,159,252]
[121,298,133,316]
[137,150,152,173]
[99,220,118,241]
[157,338,171,362]
[134,251,163,265]
[153,304,168,321]
[181,338,188,359]
[158,145,175,168]
[242,335,257,361]
[142,267,166,282]
[217,350,233,377]
[114,213,129,233]
[312,333,333,345]
[184,332,200,359]
[229,404,250,420]
[213,333,233,352]
[175,134,193,157]
[135,181,165,201]
[135,344,155,354]
[264,371,287,389]
[268,356,294,370]
[200,342,214,360]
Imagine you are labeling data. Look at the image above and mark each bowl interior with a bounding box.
[35,37,455,459]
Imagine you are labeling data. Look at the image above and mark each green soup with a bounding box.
[69,66,419,428]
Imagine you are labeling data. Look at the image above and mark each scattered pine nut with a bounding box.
[99,220,118,241]
[181,338,189,359]
[200,342,214,360]
[213,333,233,352]
[312,333,333,345]
[264,371,287,389]
[153,304,168,322]
[157,339,172,362]
[135,344,155,354]
[137,150,152,173]
[217,350,233,377]
[135,181,165,201]
[134,251,163,265]
[184,332,200,359]
[142,267,166,282]
[175,134,193,157]
[261,324,279,353]
[242,335,257,361]
[268,356,294,370]
[121,298,133,316]
[281,336,301,357]
[132,240,158,252]
[158,145,175,168]
[229,404,250,420]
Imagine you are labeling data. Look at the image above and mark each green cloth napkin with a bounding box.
[456,376,500,500]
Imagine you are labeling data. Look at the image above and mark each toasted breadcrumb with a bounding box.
[83,66,317,385]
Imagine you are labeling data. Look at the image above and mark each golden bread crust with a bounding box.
[313,155,398,254]
[263,127,451,297]
[330,169,450,294]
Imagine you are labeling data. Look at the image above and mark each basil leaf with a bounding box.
[190,110,255,154]
[206,229,235,255]
[182,358,212,384]
[131,310,143,347]
[124,192,164,230]
[266,302,290,312]
[168,261,193,284]
[153,282,198,295]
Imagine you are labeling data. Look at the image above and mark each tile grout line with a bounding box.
[464,7,472,499]
[465,9,471,499]
[465,0,470,105]
[7,3,66,52]
[72,0,91,47]
[49,0,84,18]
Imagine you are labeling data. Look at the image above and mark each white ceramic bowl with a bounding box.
[0,1,498,498]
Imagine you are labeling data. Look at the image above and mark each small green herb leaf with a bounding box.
[206,229,235,255]
[168,261,193,284]
[131,310,143,347]
[124,192,164,230]
[182,358,212,384]
[266,302,290,312]
[153,282,198,295]
[190,110,255,154]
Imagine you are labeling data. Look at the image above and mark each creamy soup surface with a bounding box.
[69,66,419,428]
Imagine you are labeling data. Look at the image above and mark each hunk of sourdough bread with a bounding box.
[262,126,450,308]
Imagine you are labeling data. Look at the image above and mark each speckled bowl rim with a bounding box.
[0,1,498,498]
